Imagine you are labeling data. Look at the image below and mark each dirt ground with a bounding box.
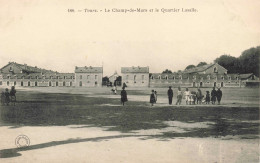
[0,87,259,163]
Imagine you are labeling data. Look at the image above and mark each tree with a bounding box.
[197,62,207,67]
[239,46,260,76]
[214,54,240,73]
[185,65,196,70]
[162,69,172,73]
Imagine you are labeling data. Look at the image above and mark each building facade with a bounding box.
[0,62,258,88]
[149,63,259,88]
[74,66,103,87]
[121,66,149,87]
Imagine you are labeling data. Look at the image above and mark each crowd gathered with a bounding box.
[1,86,16,106]
[119,82,223,106]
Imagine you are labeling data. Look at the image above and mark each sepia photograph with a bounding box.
[0,0,259,162]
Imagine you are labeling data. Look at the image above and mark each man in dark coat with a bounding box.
[121,87,128,106]
[167,86,173,105]
[216,88,222,105]
[211,87,217,104]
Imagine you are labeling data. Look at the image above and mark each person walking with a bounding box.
[150,90,156,106]
[211,87,217,104]
[167,86,173,105]
[216,88,223,105]
[184,88,190,105]
[121,87,128,106]
[176,87,182,105]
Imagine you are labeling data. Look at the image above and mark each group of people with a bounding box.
[1,86,16,106]
[166,86,222,106]
[151,86,223,106]
[120,85,223,106]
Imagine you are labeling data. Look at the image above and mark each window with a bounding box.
[228,76,231,80]
[126,75,129,80]
[151,76,154,80]
[87,75,90,79]
[28,81,30,86]
[49,81,52,86]
[207,75,210,80]
[7,81,9,86]
[236,77,238,80]
[172,76,175,80]
[158,75,161,80]
[50,76,53,79]
[134,75,137,83]
[35,82,38,86]
[14,81,16,85]
[70,82,72,86]
[63,81,66,86]
[165,76,168,80]
[36,76,38,79]
[79,81,82,86]
[7,76,10,79]
[214,67,217,73]
[9,67,13,71]
[193,75,196,80]
[0,81,2,85]
[80,75,82,79]
[95,75,98,80]
[221,76,224,80]
[142,75,144,80]
[56,82,58,86]
[21,81,23,86]
[179,75,182,80]
[64,76,66,79]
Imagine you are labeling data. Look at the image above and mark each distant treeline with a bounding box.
[164,46,260,76]
[214,46,260,76]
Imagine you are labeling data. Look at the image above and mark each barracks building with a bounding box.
[0,62,258,88]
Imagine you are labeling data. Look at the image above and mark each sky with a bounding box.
[0,0,259,76]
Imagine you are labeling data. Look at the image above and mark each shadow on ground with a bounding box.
[0,92,259,139]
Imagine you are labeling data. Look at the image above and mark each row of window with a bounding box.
[125,75,145,81]
[79,75,98,80]
[5,76,75,79]
[6,81,73,86]
[151,76,238,80]
[79,81,98,86]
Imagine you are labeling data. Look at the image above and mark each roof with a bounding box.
[75,66,103,73]
[121,66,149,73]
[182,63,216,73]
[0,62,56,73]
[239,73,253,79]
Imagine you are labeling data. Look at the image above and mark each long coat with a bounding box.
[150,93,156,103]
[121,90,128,102]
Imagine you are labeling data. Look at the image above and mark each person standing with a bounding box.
[154,91,157,103]
[196,88,202,104]
[121,87,128,106]
[1,91,5,105]
[150,90,156,106]
[167,86,173,105]
[211,87,217,104]
[216,88,223,105]
[4,88,10,106]
[184,88,190,105]
[176,87,182,105]
[205,91,210,104]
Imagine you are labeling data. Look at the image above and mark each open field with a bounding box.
[0,87,259,162]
